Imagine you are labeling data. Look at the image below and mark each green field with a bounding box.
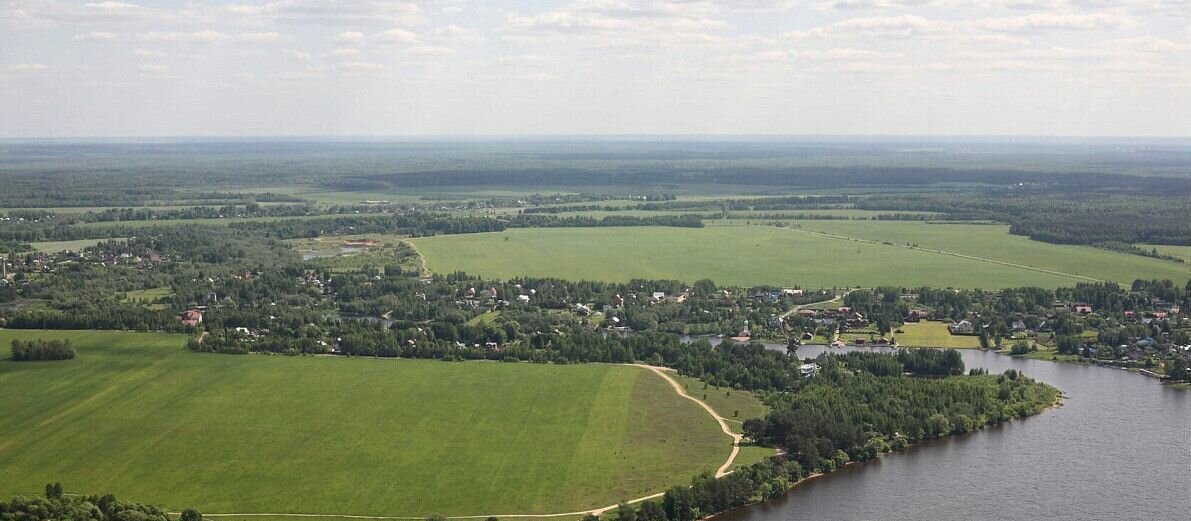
[121,287,173,310]
[1139,244,1191,263]
[411,221,1189,289]
[31,238,120,253]
[413,227,1114,289]
[672,374,768,431]
[767,220,1190,285]
[895,321,983,349]
[0,330,728,516]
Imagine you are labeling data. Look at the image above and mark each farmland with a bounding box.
[410,225,1170,289]
[763,220,1189,284]
[0,330,728,517]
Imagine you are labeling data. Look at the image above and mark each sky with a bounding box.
[1,0,1188,138]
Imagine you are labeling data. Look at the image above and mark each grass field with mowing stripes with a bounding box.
[0,330,727,517]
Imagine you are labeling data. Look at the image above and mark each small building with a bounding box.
[516,294,531,304]
[949,320,975,335]
[799,363,819,378]
[178,309,203,327]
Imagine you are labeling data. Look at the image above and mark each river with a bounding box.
[713,344,1191,521]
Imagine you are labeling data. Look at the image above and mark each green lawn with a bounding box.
[412,227,1105,289]
[895,321,983,349]
[0,330,727,516]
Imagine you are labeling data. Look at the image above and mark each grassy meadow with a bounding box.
[0,330,728,516]
[766,220,1189,285]
[30,238,119,253]
[1140,244,1191,263]
[413,227,1098,289]
[411,220,1189,289]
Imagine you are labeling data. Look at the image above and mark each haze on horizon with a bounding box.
[1,0,1189,138]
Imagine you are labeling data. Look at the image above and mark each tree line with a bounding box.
[10,339,76,361]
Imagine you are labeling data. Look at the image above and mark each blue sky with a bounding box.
[1,1,1188,137]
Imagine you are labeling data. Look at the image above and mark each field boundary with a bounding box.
[172,364,742,520]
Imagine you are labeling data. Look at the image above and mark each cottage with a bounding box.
[949,320,975,335]
[516,294,531,304]
[799,363,819,378]
[178,309,203,327]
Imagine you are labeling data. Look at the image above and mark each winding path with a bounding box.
[177,364,742,520]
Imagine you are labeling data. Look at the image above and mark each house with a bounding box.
[799,363,819,378]
[611,294,625,307]
[651,291,667,301]
[797,309,816,317]
[516,294,531,304]
[783,288,804,296]
[1011,319,1027,331]
[949,320,975,335]
[904,310,922,323]
[1073,305,1093,315]
[178,309,203,327]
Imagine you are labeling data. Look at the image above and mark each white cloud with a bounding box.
[783,14,950,39]
[289,50,312,60]
[137,30,230,43]
[73,31,119,41]
[375,27,419,43]
[132,48,165,57]
[428,24,483,43]
[407,45,456,56]
[222,1,422,26]
[238,32,281,42]
[503,0,732,49]
[5,63,47,72]
[336,61,384,71]
[791,47,906,61]
[336,31,366,42]
[137,63,169,73]
[978,12,1134,32]
[325,48,362,58]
